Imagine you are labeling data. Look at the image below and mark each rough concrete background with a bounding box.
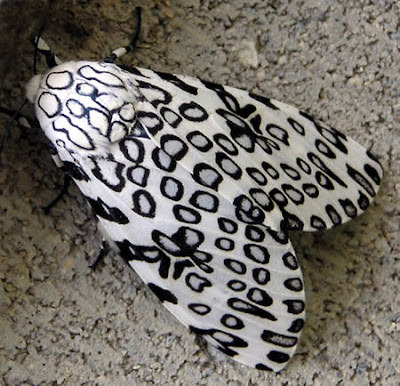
[0,0,399,384]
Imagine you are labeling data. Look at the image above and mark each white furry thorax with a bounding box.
[27,61,145,157]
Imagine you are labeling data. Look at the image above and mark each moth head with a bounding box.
[26,61,142,158]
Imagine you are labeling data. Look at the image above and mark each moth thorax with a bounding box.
[28,61,142,155]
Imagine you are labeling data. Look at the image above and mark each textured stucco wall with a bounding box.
[0,1,398,384]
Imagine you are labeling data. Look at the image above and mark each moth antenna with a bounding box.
[0,26,53,156]
[103,7,142,63]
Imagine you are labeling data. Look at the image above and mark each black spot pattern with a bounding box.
[185,272,212,292]
[189,326,248,357]
[120,138,145,163]
[284,278,304,292]
[252,268,271,285]
[189,191,219,213]
[62,161,90,181]
[156,71,198,95]
[215,237,235,251]
[282,184,305,205]
[152,147,177,172]
[160,106,182,128]
[310,215,327,230]
[247,287,273,307]
[132,190,156,218]
[245,225,265,242]
[346,164,375,197]
[214,133,239,155]
[282,252,299,270]
[283,300,305,315]
[127,165,149,187]
[281,164,301,180]
[193,163,223,190]
[160,134,189,160]
[270,188,289,208]
[268,351,290,364]
[160,176,184,201]
[296,157,312,174]
[116,240,172,279]
[179,101,208,121]
[288,118,305,135]
[46,70,73,89]
[315,139,336,159]
[218,217,238,234]
[326,204,342,226]
[152,227,204,257]
[148,283,178,304]
[173,205,201,224]
[358,191,370,210]
[224,259,247,275]
[287,319,305,333]
[262,162,280,179]
[91,159,125,192]
[137,111,164,136]
[228,298,277,321]
[191,251,213,274]
[243,244,270,264]
[339,198,357,218]
[173,259,195,279]
[255,363,273,371]
[364,162,381,185]
[216,152,242,180]
[249,93,279,110]
[135,79,172,107]
[246,167,268,186]
[233,195,265,224]
[87,197,129,224]
[227,280,247,292]
[187,131,213,152]
[221,314,245,330]
[188,303,211,315]
[265,124,289,146]
[261,330,297,348]
[303,183,319,198]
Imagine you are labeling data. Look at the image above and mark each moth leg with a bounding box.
[89,222,119,269]
[194,335,219,368]
[89,238,111,270]
[0,101,35,153]
[0,105,35,130]
[33,36,63,69]
[42,173,71,214]
[103,7,142,63]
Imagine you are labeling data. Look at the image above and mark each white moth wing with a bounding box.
[64,138,305,372]
[127,67,383,232]
[30,61,306,371]
[28,60,383,372]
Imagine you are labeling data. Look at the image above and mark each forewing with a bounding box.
[62,137,305,372]
[127,67,383,231]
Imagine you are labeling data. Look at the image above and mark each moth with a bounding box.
[22,19,383,372]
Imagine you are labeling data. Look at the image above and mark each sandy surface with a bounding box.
[0,1,399,384]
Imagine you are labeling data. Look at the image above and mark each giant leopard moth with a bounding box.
[20,10,383,372]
